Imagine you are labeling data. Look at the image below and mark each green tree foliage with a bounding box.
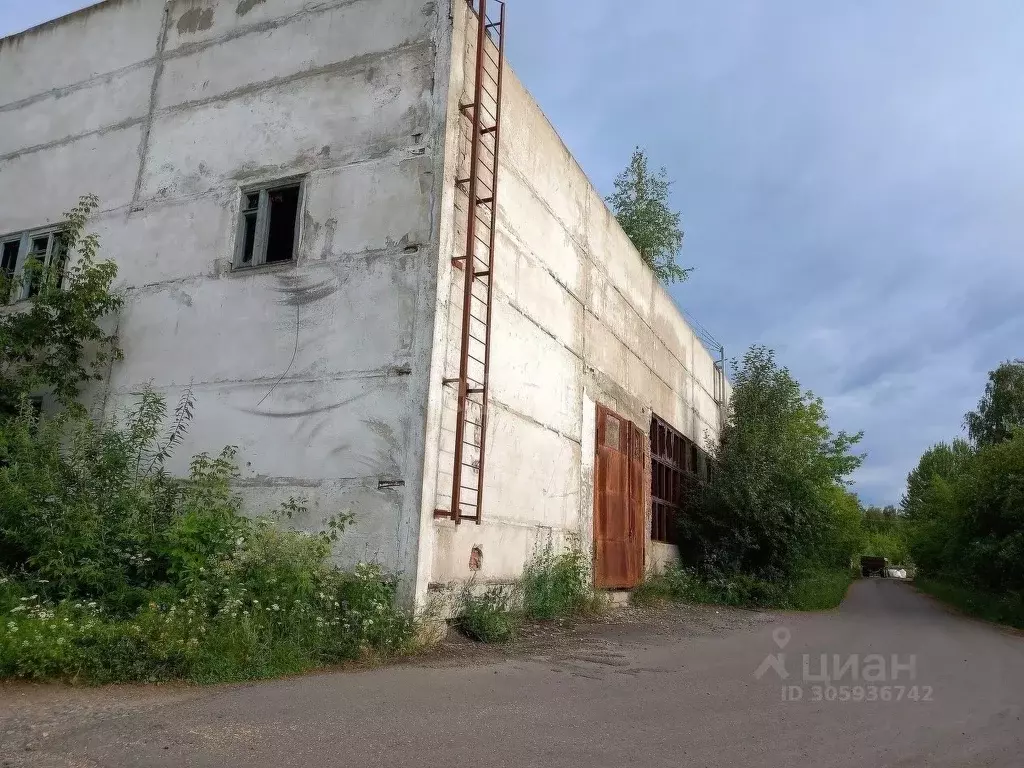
[905,433,1024,593]
[964,359,1024,447]
[903,359,1024,609]
[900,440,973,520]
[956,433,1024,591]
[607,147,692,284]
[677,345,864,580]
[0,195,122,416]
[861,505,909,563]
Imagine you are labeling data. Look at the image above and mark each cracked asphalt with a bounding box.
[2,579,1022,767]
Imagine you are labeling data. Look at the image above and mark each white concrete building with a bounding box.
[0,0,728,604]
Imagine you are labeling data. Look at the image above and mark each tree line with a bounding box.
[902,360,1024,599]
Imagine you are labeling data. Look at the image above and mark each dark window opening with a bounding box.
[25,235,50,298]
[50,234,69,287]
[1,240,18,284]
[240,195,259,266]
[650,415,713,544]
[265,185,300,263]
[235,183,302,268]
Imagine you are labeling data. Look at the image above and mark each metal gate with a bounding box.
[594,405,645,589]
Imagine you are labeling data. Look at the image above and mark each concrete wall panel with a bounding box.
[139,44,433,200]
[0,0,163,106]
[0,66,153,158]
[159,0,432,108]
[0,125,143,232]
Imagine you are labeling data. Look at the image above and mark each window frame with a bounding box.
[0,225,67,303]
[232,177,305,271]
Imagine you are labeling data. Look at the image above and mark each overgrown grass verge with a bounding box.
[0,392,419,684]
[0,548,419,685]
[632,566,852,612]
[915,578,1024,630]
[455,544,599,644]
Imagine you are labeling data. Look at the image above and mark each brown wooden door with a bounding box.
[594,405,646,589]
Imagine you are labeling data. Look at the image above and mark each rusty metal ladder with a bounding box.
[439,0,507,525]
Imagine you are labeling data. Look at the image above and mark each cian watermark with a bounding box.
[755,627,934,703]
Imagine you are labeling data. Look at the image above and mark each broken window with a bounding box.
[0,228,68,303]
[1,239,18,287]
[234,181,303,269]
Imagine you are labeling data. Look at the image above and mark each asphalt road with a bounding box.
[2,579,1023,767]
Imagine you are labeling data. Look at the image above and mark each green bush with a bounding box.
[521,542,592,621]
[916,578,1024,630]
[455,543,597,643]
[456,586,520,643]
[677,346,864,582]
[0,394,415,683]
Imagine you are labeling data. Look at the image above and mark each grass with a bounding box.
[456,586,521,643]
[915,577,1024,630]
[0,559,420,685]
[632,566,853,612]
[454,543,598,644]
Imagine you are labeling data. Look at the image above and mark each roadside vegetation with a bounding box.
[901,360,1024,628]
[634,346,864,612]
[0,198,417,683]
[455,543,600,643]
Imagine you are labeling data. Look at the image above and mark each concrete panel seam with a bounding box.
[131,2,172,207]
[124,242,427,295]
[164,0,371,61]
[0,115,146,165]
[0,0,383,115]
[496,159,712,391]
[488,398,582,447]
[0,59,157,114]
[124,146,425,213]
[155,40,432,118]
[109,364,413,395]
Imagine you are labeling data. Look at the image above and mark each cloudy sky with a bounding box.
[3,1,1022,505]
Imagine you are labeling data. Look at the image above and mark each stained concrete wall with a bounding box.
[419,1,728,596]
[0,0,453,582]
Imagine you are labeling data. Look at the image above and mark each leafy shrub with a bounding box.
[455,542,597,643]
[521,542,593,621]
[456,586,520,643]
[0,194,122,417]
[915,578,1024,630]
[0,394,415,683]
[677,346,864,582]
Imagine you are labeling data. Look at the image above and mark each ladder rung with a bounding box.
[474,270,490,278]
[481,125,497,135]
[467,388,485,395]
[477,197,494,205]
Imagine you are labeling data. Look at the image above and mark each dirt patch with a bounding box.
[408,601,774,669]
